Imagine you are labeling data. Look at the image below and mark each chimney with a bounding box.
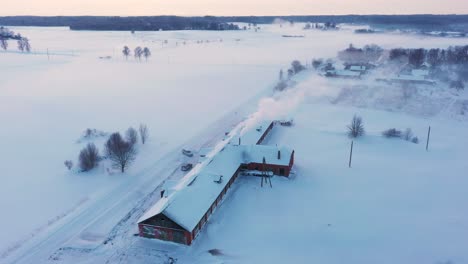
[277,150,281,160]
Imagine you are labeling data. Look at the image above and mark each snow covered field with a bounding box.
[0,24,467,263]
[181,95,468,264]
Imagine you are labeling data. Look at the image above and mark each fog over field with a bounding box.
[1,23,467,264]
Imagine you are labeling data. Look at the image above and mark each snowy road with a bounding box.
[2,82,270,264]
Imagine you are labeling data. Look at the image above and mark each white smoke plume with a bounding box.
[241,75,338,134]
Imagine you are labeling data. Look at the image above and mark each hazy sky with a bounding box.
[1,0,468,16]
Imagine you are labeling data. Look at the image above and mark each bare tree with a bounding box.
[291,60,305,74]
[347,115,365,138]
[287,69,294,79]
[382,128,402,138]
[134,46,143,61]
[126,127,138,146]
[64,160,73,170]
[274,80,288,91]
[79,143,100,171]
[139,123,149,144]
[17,38,25,52]
[450,80,465,91]
[402,128,413,141]
[142,47,151,62]
[105,132,137,173]
[122,46,130,60]
[0,38,7,51]
[22,38,31,52]
[312,59,323,69]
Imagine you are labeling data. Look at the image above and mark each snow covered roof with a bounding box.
[337,70,361,77]
[231,120,274,146]
[349,65,366,71]
[328,70,361,77]
[411,69,429,77]
[394,74,426,81]
[242,145,293,167]
[138,144,293,231]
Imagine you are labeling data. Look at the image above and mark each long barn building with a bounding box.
[137,121,295,245]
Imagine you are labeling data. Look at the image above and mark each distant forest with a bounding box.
[0,15,467,32]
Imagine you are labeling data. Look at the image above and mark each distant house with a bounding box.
[349,65,367,72]
[411,69,430,78]
[419,62,431,69]
[137,121,295,245]
[325,70,362,79]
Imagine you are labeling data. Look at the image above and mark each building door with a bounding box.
[279,168,285,176]
[173,230,187,244]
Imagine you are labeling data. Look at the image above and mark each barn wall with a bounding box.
[247,163,289,176]
[138,224,192,245]
[141,213,184,230]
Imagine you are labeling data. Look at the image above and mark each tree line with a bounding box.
[1,15,467,32]
[389,45,468,67]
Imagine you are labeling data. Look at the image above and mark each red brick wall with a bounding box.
[139,224,192,245]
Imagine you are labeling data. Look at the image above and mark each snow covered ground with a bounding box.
[182,102,468,264]
[0,23,467,264]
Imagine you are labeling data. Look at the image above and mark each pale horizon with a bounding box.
[1,0,468,16]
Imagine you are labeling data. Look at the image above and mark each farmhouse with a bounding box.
[349,65,367,72]
[325,69,362,79]
[137,121,295,245]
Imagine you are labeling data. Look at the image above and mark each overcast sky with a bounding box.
[1,0,468,16]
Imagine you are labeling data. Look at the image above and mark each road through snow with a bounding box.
[2,81,273,264]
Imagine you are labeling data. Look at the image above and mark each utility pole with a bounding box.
[349,141,354,168]
[426,126,431,151]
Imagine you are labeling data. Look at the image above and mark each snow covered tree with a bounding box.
[287,69,294,79]
[0,38,7,51]
[142,47,151,61]
[382,128,402,138]
[275,80,288,91]
[450,80,465,91]
[409,48,425,67]
[312,59,323,69]
[347,115,365,138]
[122,46,130,60]
[17,38,24,52]
[105,132,136,173]
[22,38,31,52]
[64,160,73,170]
[139,123,149,144]
[79,143,100,172]
[291,60,305,74]
[126,127,138,146]
[402,128,413,141]
[134,46,143,61]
